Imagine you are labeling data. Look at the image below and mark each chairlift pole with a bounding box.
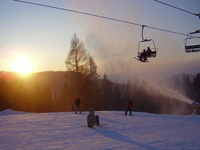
[141,25,148,41]
[141,25,145,41]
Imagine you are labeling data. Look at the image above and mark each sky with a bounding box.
[0,0,200,82]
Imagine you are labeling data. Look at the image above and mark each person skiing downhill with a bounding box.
[87,108,99,127]
[125,100,133,116]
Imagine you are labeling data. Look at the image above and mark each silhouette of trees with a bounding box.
[183,74,192,98]
[65,33,89,75]
[0,78,9,111]
[88,55,99,79]
[0,71,197,114]
[193,73,200,102]
[100,74,113,110]
[170,73,200,101]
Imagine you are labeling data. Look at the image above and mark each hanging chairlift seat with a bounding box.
[136,26,158,62]
[137,39,157,58]
[184,30,200,53]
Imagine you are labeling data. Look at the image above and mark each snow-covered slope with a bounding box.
[0,110,200,150]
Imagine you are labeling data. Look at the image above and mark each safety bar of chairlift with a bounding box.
[185,45,200,53]
[141,39,152,42]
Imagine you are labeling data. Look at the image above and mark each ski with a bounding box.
[134,57,149,63]
[81,123,108,127]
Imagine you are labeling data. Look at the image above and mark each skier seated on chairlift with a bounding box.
[147,47,152,57]
[87,108,100,127]
[139,49,148,62]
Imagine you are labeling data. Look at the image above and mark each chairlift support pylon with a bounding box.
[136,26,157,62]
[184,30,200,53]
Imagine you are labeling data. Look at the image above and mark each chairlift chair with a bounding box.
[136,26,158,62]
[184,30,200,53]
[137,39,157,58]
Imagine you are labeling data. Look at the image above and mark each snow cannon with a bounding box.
[193,102,200,109]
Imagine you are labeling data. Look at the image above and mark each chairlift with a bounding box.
[136,26,158,62]
[184,29,200,53]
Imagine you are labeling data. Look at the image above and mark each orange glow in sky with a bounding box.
[0,0,200,81]
[12,57,33,75]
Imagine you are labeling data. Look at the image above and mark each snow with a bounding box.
[0,110,200,150]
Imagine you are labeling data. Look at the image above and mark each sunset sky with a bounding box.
[0,0,200,81]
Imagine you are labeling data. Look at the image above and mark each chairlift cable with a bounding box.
[154,0,200,19]
[13,0,187,36]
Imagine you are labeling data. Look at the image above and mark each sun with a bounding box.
[12,57,33,75]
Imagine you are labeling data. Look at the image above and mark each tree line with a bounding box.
[1,71,198,114]
[170,73,200,102]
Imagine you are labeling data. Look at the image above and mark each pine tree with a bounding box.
[100,74,113,110]
[183,75,192,98]
[124,80,132,100]
[193,73,200,101]
[0,78,8,111]
[88,55,99,79]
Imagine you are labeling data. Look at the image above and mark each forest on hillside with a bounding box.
[0,71,199,115]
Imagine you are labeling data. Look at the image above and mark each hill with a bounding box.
[0,110,200,150]
[0,71,195,114]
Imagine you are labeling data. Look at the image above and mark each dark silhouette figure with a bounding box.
[74,98,81,114]
[87,108,100,127]
[147,47,152,57]
[125,100,133,116]
[139,49,148,62]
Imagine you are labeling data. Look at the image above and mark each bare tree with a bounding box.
[65,33,89,75]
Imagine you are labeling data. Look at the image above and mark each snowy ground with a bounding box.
[0,110,200,150]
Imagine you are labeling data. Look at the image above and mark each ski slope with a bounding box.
[0,110,200,150]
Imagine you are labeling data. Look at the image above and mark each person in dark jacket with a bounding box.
[74,98,82,114]
[147,47,152,57]
[141,49,148,62]
[125,100,133,116]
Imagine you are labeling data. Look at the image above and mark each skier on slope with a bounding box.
[74,98,82,114]
[87,108,100,128]
[125,100,133,116]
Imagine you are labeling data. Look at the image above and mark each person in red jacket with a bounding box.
[125,100,133,116]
